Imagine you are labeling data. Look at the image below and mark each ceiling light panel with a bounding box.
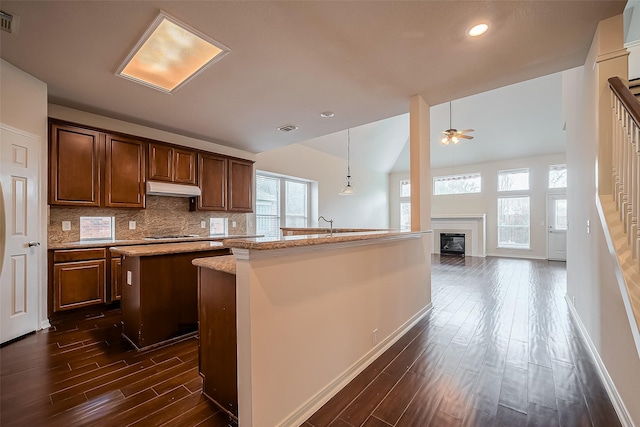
[117,11,230,93]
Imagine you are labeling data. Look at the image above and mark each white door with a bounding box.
[547,194,567,261]
[0,125,41,344]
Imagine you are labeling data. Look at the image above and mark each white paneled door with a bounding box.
[547,194,567,261]
[0,125,41,344]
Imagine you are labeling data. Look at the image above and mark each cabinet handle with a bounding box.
[28,242,41,247]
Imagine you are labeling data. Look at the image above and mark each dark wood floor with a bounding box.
[304,255,621,427]
[0,256,620,427]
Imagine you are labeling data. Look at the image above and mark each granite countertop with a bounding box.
[48,234,261,250]
[280,227,388,234]
[110,241,227,257]
[223,230,430,251]
[192,255,236,275]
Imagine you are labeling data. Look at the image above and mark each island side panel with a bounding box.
[235,234,432,427]
[198,267,238,417]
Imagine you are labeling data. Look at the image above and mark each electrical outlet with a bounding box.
[129,221,136,230]
[232,221,237,228]
[127,271,132,286]
[372,329,378,345]
[586,220,590,234]
[201,220,207,229]
[62,221,71,231]
[572,296,576,306]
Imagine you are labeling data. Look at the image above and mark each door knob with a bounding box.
[27,242,41,247]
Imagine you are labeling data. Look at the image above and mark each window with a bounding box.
[497,197,530,249]
[548,164,567,189]
[256,172,310,238]
[80,216,114,240]
[400,179,411,198]
[433,173,481,195]
[399,179,411,230]
[498,168,529,191]
[210,218,228,235]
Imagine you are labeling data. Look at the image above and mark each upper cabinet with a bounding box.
[148,143,197,185]
[228,159,253,212]
[49,123,102,207]
[105,134,145,208]
[197,153,227,211]
[195,155,254,212]
[49,121,145,208]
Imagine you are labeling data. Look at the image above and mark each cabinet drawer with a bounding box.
[53,248,107,263]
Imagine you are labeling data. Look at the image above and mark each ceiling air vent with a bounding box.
[277,124,298,133]
[0,11,16,34]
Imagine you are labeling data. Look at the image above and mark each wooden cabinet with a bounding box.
[105,134,145,208]
[52,249,107,312]
[111,257,122,301]
[49,123,102,206]
[148,143,197,185]
[195,155,254,212]
[198,265,238,417]
[49,121,146,208]
[228,159,253,212]
[197,153,227,211]
[120,249,229,349]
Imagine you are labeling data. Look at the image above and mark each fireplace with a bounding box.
[440,233,465,256]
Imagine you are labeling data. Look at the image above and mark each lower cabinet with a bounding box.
[52,249,107,312]
[111,256,122,301]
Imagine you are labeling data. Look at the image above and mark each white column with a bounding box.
[409,95,431,232]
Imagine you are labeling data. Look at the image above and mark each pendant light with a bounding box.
[339,128,356,195]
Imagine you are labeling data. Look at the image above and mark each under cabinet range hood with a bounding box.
[146,181,202,197]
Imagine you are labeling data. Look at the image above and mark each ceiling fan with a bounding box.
[441,101,474,145]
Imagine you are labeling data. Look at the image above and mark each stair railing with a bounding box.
[609,76,640,263]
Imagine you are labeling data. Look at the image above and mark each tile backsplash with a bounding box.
[48,196,247,243]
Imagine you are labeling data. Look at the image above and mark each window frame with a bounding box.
[433,173,482,196]
[497,195,531,250]
[497,168,530,192]
[256,171,311,238]
[548,164,567,189]
[399,178,411,230]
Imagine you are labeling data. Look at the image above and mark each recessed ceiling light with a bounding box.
[468,23,489,37]
[116,11,230,93]
[320,111,335,118]
[277,124,298,132]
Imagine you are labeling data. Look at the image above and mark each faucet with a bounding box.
[318,216,334,234]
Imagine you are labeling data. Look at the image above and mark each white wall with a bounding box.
[565,15,640,426]
[390,153,566,259]
[255,143,389,229]
[0,59,49,328]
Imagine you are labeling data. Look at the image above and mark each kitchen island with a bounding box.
[110,241,230,349]
[195,230,432,427]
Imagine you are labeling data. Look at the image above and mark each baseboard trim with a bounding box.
[486,252,547,260]
[564,295,635,427]
[40,319,51,330]
[279,303,433,427]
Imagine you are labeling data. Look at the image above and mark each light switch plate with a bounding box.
[126,271,132,285]
[201,220,207,229]
[62,221,71,231]
[129,221,136,230]
[232,221,237,228]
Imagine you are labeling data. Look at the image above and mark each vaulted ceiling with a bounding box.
[0,1,624,156]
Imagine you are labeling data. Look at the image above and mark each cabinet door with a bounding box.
[198,153,227,211]
[148,143,173,182]
[54,260,106,311]
[111,258,122,301]
[105,134,145,208]
[173,148,197,185]
[228,159,254,212]
[49,123,101,206]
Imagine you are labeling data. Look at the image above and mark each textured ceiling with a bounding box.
[0,1,624,155]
